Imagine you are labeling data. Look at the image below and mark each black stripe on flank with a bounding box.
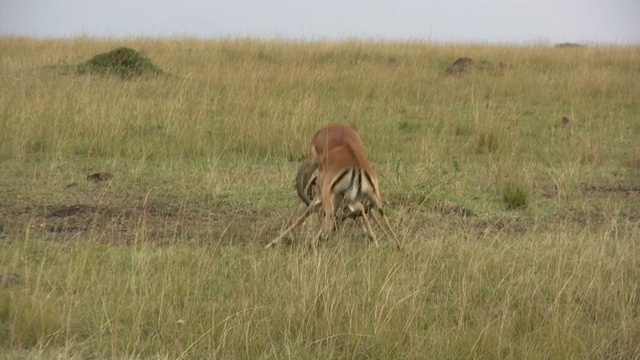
[331,169,354,192]
[348,169,358,193]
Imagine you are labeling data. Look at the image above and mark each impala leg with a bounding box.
[376,209,401,250]
[351,202,378,247]
[366,207,400,250]
[308,190,338,249]
[361,212,379,247]
[266,201,319,249]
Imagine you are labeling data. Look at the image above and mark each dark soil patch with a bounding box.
[581,183,640,196]
[87,172,114,182]
[29,198,279,247]
[5,180,638,248]
[46,204,97,218]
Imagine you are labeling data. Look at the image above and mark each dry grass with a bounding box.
[1,37,639,359]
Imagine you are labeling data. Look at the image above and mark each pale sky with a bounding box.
[1,0,639,44]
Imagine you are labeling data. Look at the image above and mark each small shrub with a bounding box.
[77,47,163,79]
[502,183,528,210]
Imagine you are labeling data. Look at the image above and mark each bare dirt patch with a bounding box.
[86,172,114,183]
[0,196,277,247]
[46,204,97,218]
[4,179,638,248]
[581,183,640,196]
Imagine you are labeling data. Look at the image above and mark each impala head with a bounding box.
[268,124,399,249]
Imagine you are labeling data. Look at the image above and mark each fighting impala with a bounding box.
[295,126,364,221]
[266,123,399,249]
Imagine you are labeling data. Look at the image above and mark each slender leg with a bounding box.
[350,202,378,247]
[266,201,319,248]
[377,209,401,250]
[360,212,379,247]
[314,187,335,247]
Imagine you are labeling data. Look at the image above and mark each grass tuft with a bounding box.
[502,182,529,210]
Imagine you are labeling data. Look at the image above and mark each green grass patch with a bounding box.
[502,182,529,210]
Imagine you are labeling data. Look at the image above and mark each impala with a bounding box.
[295,129,362,221]
[267,124,399,249]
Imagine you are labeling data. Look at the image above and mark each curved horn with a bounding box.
[296,159,317,206]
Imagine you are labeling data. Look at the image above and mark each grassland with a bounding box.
[1,37,639,359]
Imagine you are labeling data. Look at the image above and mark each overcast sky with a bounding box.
[1,0,639,44]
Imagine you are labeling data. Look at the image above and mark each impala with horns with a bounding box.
[267,123,399,249]
[295,127,363,222]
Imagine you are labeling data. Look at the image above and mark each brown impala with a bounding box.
[267,124,399,249]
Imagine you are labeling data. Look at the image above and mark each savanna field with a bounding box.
[0,37,639,359]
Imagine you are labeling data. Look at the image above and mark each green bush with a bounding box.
[77,47,163,79]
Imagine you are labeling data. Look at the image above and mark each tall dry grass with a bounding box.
[1,37,639,358]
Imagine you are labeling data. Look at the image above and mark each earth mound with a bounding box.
[445,57,474,76]
[77,47,163,79]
